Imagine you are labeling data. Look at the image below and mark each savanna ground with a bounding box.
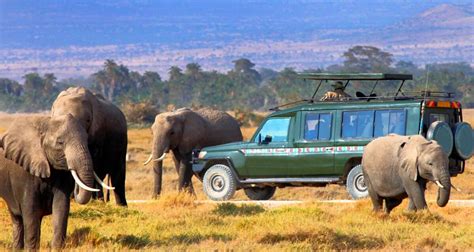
[0,110,473,250]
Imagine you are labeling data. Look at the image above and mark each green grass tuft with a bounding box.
[212,203,265,216]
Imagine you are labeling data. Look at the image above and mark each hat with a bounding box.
[331,81,345,90]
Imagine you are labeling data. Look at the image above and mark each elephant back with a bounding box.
[196,108,243,144]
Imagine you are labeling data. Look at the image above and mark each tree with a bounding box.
[103,59,122,101]
[343,46,394,72]
[231,58,261,83]
[43,73,57,94]
[169,66,184,82]
[185,63,202,81]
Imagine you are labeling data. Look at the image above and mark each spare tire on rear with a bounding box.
[452,122,473,160]
[426,121,454,156]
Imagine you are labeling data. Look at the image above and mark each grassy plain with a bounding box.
[0,110,473,250]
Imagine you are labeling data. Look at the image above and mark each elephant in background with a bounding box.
[52,87,128,206]
[362,134,453,214]
[144,108,243,197]
[0,115,103,249]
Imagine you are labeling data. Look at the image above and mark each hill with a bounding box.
[0,2,472,80]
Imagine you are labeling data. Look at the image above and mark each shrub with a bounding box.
[122,101,159,124]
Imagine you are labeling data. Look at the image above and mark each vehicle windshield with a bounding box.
[254,117,290,143]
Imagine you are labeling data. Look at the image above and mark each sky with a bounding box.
[1,0,471,49]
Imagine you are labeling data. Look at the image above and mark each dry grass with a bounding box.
[0,109,473,249]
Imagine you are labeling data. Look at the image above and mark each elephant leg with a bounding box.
[407,200,416,211]
[51,190,70,248]
[365,177,382,212]
[177,155,194,194]
[153,164,163,198]
[93,181,105,201]
[110,164,127,206]
[173,153,180,174]
[23,214,42,250]
[405,183,427,211]
[384,198,403,214]
[9,212,24,249]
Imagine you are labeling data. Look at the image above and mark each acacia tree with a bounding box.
[343,46,394,72]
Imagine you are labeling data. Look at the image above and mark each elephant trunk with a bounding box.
[66,143,95,205]
[152,137,169,198]
[435,170,451,207]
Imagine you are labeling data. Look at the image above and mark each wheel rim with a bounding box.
[210,174,225,192]
[354,174,367,192]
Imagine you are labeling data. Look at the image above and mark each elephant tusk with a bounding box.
[71,170,100,192]
[143,154,153,165]
[451,184,462,192]
[155,152,167,161]
[93,172,115,190]
[143,153,167,165]
[435,180,444,189]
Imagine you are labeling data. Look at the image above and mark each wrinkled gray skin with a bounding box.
[52,87,128,206]
[362,134,451,214]
[0,115,95,249]
[151,108,243,197]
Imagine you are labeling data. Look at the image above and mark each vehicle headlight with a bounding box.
[198,151,207,159]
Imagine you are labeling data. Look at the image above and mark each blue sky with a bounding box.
[1,0,471,49]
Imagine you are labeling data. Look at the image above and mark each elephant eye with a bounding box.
[170,131,175,136]
[57,139,65,145]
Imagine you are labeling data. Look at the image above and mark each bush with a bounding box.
[233,108,266,127]
[122,101,159,124]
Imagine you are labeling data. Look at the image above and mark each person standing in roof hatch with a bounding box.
[320,81,351,101]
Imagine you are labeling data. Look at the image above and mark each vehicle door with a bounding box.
[292,111,335,176]
[242,116,294,178]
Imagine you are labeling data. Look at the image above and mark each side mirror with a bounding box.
[262,135,272,144]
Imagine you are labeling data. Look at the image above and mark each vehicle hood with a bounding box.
[202,141,248,152]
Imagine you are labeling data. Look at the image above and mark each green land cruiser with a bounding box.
[192,73,474,201]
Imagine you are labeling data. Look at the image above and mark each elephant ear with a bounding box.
[398,140,419,181]
[178,110,207,153]
[2,118,50,178]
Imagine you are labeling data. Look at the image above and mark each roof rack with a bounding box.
[297,73,413,81]
[296,72,413,102]
[269,99,310,111]
[267,73,455,112]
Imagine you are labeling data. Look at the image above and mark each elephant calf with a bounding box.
[362,134,452,214]
[0,155,74,249]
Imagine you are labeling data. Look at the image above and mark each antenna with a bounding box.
[423,70,430,102]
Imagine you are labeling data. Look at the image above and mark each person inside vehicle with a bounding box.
[320,81,351,101]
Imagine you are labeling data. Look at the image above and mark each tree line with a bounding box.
[0,46,472,114]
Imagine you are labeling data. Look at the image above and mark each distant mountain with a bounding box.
[415,3,473,27]
[0,1,472,80]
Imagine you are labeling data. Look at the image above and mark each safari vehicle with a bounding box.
[192,73,474,201]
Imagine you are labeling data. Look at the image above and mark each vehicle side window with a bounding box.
[374,110,406,137]
[255,117,291,143]
[342,111,374,139]
[304,113,332,141]
[430,113,449,124]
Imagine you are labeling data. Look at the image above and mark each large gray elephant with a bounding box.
[0,115,104,249]
[144,108,243,197]
[362,134,452,214]
[51,87,128,206]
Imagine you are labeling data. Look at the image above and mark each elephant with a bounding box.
[51,87,128,206]
[0,114,106,249]
[144,108,243,197]
[362,134,452,214]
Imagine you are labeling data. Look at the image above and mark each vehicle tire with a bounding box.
[346,165,368,199]
[203,164,237,201]
[244,186,276,200]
